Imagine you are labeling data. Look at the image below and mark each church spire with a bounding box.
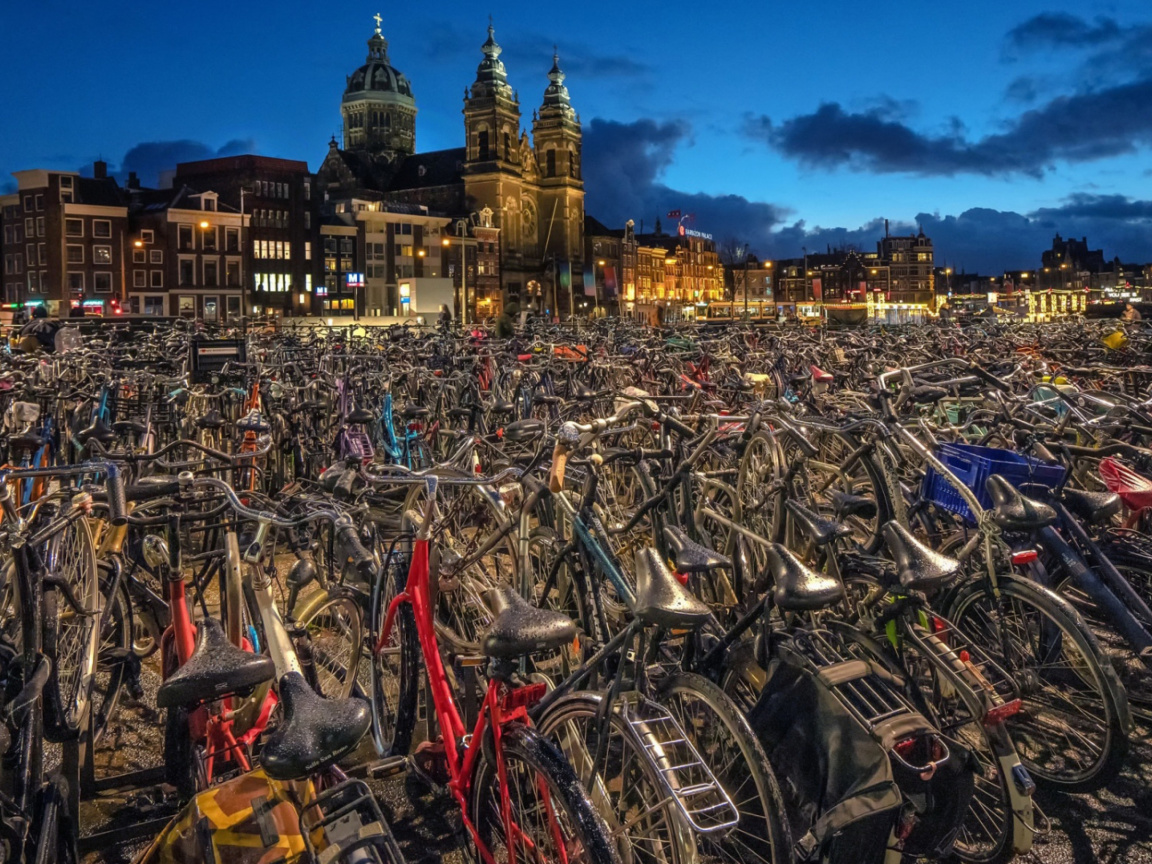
[366,12,390,63]
[541,49,574,118]
[471,20,514,100]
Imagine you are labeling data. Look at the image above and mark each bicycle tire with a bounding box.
[297,593,363,700]
[470,719,625,864]
[89,573,131,744]
[656,671,793,864]
[369,554,418,758]
[945,573,1129,792]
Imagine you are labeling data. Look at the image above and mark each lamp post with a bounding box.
[443,236,469,325]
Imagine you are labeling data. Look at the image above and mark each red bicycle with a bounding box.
[375,472,621,864]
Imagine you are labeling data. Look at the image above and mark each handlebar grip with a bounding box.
[549,442,568,493]
[335,523,376,582]
[662,414,696,439]
[105,466,127,527]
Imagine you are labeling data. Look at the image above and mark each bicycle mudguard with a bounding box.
[135,769,316,864]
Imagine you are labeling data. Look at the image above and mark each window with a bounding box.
[225,228,239,252]
[67,272,83,292]
[178,224,193,250]
[150,270,163,288]
[60,188,73,204]
[60,176,73,188]
[65,218,83,237]
[92,219,111,238]
[478,130,490,161]
[284,242,291,259]
[133,249,146,263]
[93,246,112,265]
[2,225,10,244]
[23,196,32,212]
[339,237,354,254]
[304,211,311,229]
[35,217,44,237]
[203,227,217,251]
[12,254,20,273]
[93,272,112,293]
[204,261,218,286]
[546,149,556,177]
[179,259,195,285]
[141,229,154,244]
[303,178,311,200]
[398,223,413,236]
[304,241,312,260]
[37,243,45,265]
[143,297,165,316]
[226,260,240,286]
[150,249,163,264]
[133,270,146,288]
[203,198,215,211]
[504,131,511,160]
[34,194,43,211]
[67,244,84,264]
[27,271,39,292]
[323,237,337,253]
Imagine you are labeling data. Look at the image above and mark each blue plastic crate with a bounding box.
[921,442,1066,523]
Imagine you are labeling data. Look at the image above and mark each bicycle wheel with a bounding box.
[298,593,362,700]
[43,517,99,741]
[946,573,1129,792]
[470,719,625,864]
[369,554,418,758]
[89,573,131,744]
[537,692,692,864]
[656,672,792,864]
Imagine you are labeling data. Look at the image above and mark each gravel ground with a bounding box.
[74,658,1151,864]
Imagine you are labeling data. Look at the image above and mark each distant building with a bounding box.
[878,223,934,305]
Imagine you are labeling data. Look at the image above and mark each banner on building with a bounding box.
[584,263,597,297]
[812,277,822,301]
[603,266,618,298]
[558,260,572,290]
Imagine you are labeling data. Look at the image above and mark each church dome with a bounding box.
[344,17,414,106]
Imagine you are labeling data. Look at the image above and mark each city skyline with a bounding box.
[2,1,1151,272]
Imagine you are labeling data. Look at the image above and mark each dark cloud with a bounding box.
[581,117,788,246]
[748,75,1152,177]
[1004,76,1039,103]
[1005,13,1122,51]
[0,179,15,195]
[83,139,258,187]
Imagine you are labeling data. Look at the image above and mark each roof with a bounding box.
[130,184,240,215]
[584,214,622,238]
[176,154,311,176]
[388,148,466,192]
[74,176,125,207]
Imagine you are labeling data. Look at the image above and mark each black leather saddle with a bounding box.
[114,418,148,436]
[347,406,375,424]
[156,617,276,709]
[76,416,116,446]
[504,419,545,444]
[401,404,430,420]
[631,547,711,629]
[765,543,845,612]
[662,525,731,574]
[533,394,562,406]
[9,428,45,451]
[260,672,371,781]
[492,400,516,414]
[827,489,878,520]
[985,475,1057,531]
[196,409,226,430]
[1062,487,1121,526]
[786,500,854,547]
[481,585,577,659]
[881,521,960,593]
[236,410,271,434]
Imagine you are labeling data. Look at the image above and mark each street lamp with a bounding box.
[443,236,469,325]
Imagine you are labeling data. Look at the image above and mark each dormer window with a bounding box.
[203,198,216,211]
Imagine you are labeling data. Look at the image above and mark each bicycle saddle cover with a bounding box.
[662,525,731,573]
[632,547,711,629]
[880,521,959,592]
[481,585,577,658]
[766,544,845,612]
[785,500,854,547]
[985,475,1057,531]
[156,617,275,709]
[1061,487,1121,526]
[261,672,371,781]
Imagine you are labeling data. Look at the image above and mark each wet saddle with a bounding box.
[503,418,545,443]
[1062,487,1121,526]
[786,500,854,547]
[985,475,1057,531]
[631,547,711,630]
[881,521,960,593]
[195,409,226,430]
[347,406,375,425]
[236,410,270,434]
[662,525,731,573]
[156,617,275,709]
[260,672,371,781]
[76,416,116,446]
[765,543,845,612]
[481,585,577,659]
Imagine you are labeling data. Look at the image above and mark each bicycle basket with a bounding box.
[922,442,1066,523]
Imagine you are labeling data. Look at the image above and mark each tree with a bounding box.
[718,236,750,302]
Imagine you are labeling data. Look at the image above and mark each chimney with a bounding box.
[127,171,140,190]
[94,160,107,179]
[884,218,890,238]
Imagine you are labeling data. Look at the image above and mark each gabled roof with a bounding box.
[388,148,467,192]
[584,214,620,238]
[129,184,240,215]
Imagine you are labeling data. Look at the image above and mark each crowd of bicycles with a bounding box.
[2,313,1152,864]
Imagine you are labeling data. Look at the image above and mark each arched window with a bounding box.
[503,131,511,160]
[546,148,557,177]
[384,112,392,128]
[478,129,490,161]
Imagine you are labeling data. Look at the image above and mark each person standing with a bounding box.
[1122,302,1143,322]
[18,305,60,354]
[437,304,452,330]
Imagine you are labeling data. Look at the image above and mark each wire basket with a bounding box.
[922,442,1066,523]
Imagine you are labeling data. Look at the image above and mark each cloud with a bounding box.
[83,139,258,187]
[1004,12,1123,52]
[747,74,1152,177]
[1004,76,1039,103]
[0,178,15,195]
[581,117,788,245]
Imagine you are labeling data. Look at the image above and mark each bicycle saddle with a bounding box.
[573,382,597,400]
[76,416,116,445]
[482,585,577,658]
[880,521,959,593]
[785,500,854,547]
[532,393,562,405]
[236,410,270,434]
[1061,487,1121,526]
[503,418,545,443]
[765,544,845,612]
[261,672,371,781]
[985,475,1057,531]
[156,617,275,709]
[632,547,711,629]
[8,428,45,451]
[911,385,948,404]
[827,489,878,520]
[810,365,834,383]
[113,418,148,436]
[347,406,375,424]
[195,409,226,430]
[662,525,731,574]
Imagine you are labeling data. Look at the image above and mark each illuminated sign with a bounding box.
[683,228,713,241]
[399,283,411,298]
[346,272,365,288]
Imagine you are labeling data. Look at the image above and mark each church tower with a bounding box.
[341,15,416,158]
[463,23,522,168]
[532,52,584,277]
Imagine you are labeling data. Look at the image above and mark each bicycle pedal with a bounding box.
[365,754,408,779]
[413,740,451,786]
